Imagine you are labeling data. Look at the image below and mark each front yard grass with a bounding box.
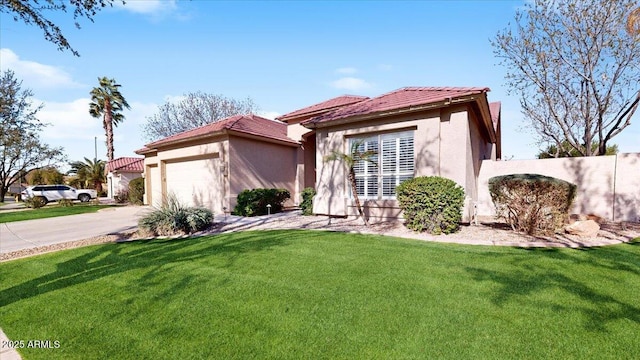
[0,204,112,223]
[0,230,638,359]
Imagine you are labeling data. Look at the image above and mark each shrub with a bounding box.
[300,187,316,216]
[58,199,74,207]
[24,197,47,209]
[396,176,465,235]
[114,190,129,204]
[488,174,577,236]
[128,177,145,205]
[233,188,290,217]
[138,194,213,236]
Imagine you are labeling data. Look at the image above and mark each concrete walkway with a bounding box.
[0,328,21,360]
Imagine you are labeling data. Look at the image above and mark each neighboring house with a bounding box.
[106,157,144,199]
[288,87,501,222]
[136,87,501,222]
[135,114,299,213]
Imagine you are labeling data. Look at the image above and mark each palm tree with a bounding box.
[324,140,377,226]
[68,157,106,193]
[89,77,130,162]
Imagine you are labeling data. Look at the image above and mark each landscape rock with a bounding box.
[565,220,600,237]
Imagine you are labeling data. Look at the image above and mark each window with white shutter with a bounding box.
[349,131,414,199]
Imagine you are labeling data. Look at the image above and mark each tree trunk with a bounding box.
[104,99,114,162]
[348,169,369,226]
[105,119,114,162]
[0,186,7,201]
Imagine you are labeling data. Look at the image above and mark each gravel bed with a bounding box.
[2,213,638,262]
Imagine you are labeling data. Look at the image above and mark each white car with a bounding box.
[21,185,97,204]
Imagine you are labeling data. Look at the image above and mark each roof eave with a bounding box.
[226,129,300,147]
[303,96,477,129]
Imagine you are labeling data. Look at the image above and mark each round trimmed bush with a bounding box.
[488,173,576,235]
[396,176,465,234]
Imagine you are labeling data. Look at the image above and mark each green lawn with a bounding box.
[1,230,638,359]
[0,205,111,223]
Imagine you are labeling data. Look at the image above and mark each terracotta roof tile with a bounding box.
[277,95,369,122]
[145,114,297,148]
[107,157,144,173]
[303,87,490,126]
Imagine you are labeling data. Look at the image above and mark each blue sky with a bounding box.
[1,0,638,165]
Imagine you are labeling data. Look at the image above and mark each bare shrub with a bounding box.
[489,174,576,235]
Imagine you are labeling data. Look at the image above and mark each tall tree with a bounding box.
[89,76,130,162]
[0,70,65,199]
[68,157,105,192]
[0,0,124,56]
[324,140,377,227]
[143,92,259,141]
[492,0,640,156]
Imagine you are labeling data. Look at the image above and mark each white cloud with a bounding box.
[258,111,281,121]
[330,77,373,91]
[114,0,177,16]
[336,67,358,75]
[0,48,84,89]
[36,98,157,161]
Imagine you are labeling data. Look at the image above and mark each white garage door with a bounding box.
[148,165,162,207]
[164,156,222,212]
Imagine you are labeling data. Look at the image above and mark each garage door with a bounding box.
[148,164,161,207]
[164,156,222,213]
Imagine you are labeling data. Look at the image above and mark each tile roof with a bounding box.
[277,95,369,122]
[303,87,490,126]
[107,157,144,173]
[145,114,297,148]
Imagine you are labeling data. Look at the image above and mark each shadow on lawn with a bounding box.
[465,244,640,332]
[0,230,314,308]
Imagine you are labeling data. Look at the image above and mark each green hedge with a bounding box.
[396,176,465,234]
[233,188,290,217]
[488,173,576,235]
[128,177,145,205]
[300,187,316,216]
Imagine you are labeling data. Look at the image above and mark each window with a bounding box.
[350,131,414,199]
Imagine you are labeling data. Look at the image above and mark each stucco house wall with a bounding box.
[228,135,298,209]
[137,115,300,214]
[107,171,142,199]
[313,105,495,222]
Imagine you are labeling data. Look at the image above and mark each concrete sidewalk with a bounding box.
[0,328,21,360]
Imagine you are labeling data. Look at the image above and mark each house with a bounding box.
[135,114,299,213]
[286,87,501,222]
[137,87,501,223]
[106,157,144,199]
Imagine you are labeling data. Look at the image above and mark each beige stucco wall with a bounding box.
[287,121,313,142]
[229,136,298,211]
[313,106,492,222]
[107,171,142,198]
[141,137,229,211]
[477,153,640,222]
[614,153,640,222]
[142,154,159,206]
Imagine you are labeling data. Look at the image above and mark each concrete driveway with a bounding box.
[0,206,150,254]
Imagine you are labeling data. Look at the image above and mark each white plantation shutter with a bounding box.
[349,131,414,199]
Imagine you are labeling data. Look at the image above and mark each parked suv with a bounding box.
[21,185,97,204]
